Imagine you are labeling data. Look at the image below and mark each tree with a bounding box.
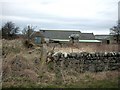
[22,25,35,40]
[110,24,120,44]
[69,34,80,43]
[2,21,19,39]
[22,25,36,48]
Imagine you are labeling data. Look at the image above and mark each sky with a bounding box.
[0,0,120,35]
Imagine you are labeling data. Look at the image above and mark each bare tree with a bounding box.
[110,24,120,44]
[22,25,36,48]
[22,25,36,40]
[2,21,19,39]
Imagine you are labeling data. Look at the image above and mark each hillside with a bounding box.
[2,39,120,88]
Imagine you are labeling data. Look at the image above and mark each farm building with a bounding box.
[95,35,112,44]
[30,31,45,45]
[40,29,81,39]
[39,29,101,43]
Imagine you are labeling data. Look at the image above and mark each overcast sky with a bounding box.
[0,0,120,34]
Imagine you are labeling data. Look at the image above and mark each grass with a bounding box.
[5,79,118,88]
[2,69,119,88]
[2,39,120,88]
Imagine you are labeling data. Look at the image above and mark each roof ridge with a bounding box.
[82,33,93,34]
[40,29,81,32]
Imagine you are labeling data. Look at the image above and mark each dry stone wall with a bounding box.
[50,52,120,72]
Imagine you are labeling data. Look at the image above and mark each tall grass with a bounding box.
[47,43,119,53]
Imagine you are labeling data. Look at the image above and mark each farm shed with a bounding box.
[40,29,81,39]
[80,33,95,40]
[30,31,45,45]
[95,35,112,44]
[40,29,95,40]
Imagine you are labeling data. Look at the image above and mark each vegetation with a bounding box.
[22,25,35,40]
[1,21,35,40]
[2,39,120,88]
[1,21,120,88]
[110,23,120,44]
[2,21,19,39]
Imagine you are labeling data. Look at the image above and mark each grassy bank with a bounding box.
[2,39,120,88]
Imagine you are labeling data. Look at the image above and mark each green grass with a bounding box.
[3,76,119,88]
[66,79,118,88]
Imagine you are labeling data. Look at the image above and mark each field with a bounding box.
[1,39,120,88]
[47,43,120,53]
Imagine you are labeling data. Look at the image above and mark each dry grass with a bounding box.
[47,43,119,53]
[2,39,120,88]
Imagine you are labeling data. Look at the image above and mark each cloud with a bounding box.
[1,0,120,34]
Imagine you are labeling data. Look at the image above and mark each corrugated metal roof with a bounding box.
[40,30,95,40]
[40,30,81,39]
[81,33,95,40]
[95,35,111,40]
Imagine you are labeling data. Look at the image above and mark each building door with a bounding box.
[35,37,41,44]
[107,40,110,44]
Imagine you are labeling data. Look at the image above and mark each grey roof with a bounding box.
[80,33,95,40]
[40,30,81,39]
[40,30,95,40]
[95,35,111,40]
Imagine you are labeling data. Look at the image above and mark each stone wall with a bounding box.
[48,52,120,72]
